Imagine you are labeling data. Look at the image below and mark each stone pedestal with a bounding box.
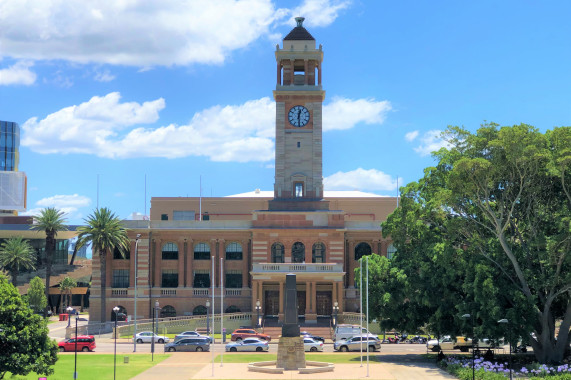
[276,337,306,370]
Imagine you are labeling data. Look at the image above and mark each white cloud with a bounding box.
[0,60,36,85]
[21,194,91,223]
[94,69,115,82]
[323,97,391,131]
[413,130,450,156]
[324,168,399,191]
[290,0,351,27]
[405,130,419,142]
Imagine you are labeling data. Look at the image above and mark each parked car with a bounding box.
[303,337,324,352]
[226,338,270,352]
[427,336,492,352]
[334,335,381,352]
[58,335,96,352]
[333,324,375,342]
[230,328,271,342]
[174,331,213,343]
[164,337,210,352]
[300,331,325,343]
[134,331,170,344]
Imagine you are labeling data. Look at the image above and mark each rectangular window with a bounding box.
[193,270,210,288]
[112,269,129,288]
[161,269,178,288]
[173,210,195,221]
[295,182,304,197]
[225,270,242,288]
[161,214,169,221]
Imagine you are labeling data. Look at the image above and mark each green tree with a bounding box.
[77,207,129,324]
[0,237,36,285]
[30,208,68,316]
[0,277,58,379]
[27,276,47,314]
[58,276,77,314]
[382,123,571,363]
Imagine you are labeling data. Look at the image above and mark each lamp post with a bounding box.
[152,301,159,362]
[113,306,120,380]
[133,233,141,352]
[498,318,512,380]
[255,300,262,328]
[73,315,78,379]
[206,300,211,335]
[462,313,475,380]
[333,301,339,328]
[66,306,73,328]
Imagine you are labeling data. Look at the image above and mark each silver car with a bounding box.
[174,330,213,343]
[334,335,381,352]
[164,337,210,352]
[134,331,170,344]
[304,337,324,352]
[226,337,270,352]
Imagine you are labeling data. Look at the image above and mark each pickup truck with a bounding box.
[427,336,492,352]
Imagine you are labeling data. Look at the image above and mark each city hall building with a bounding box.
[90,18,398,325]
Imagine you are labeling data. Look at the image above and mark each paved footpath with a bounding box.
[130,353,457,380]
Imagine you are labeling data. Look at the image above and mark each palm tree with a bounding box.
[0,237,36,285]
[77,207,129,324]
[30,208,68,316]
[59,276,77,314]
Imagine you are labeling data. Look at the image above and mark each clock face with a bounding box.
[288,105,310,127]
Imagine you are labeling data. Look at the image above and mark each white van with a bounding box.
[333,324,376,342]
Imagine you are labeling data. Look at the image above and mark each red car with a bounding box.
[58,335,96,352]
[230,328,271,342]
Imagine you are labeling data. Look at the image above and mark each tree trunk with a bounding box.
[531,305,571,363]
[100,250,107,324]
[11,269,18,286]
[44,232,55,317]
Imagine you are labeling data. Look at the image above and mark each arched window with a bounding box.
[162,242,178,260]
[193,305,207,315]
[225,305,241,313]
[225,242,242,260]
[160,305,176,318]
[292,242,305,263]
[111,305,127,321]
[387,244,397,259]
[271,243,284,263]
[354,242,372,261]
[113,246,130,260]
[194,242,210,260]
[312,242,326,263]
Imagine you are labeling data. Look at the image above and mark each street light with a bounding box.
[206,300,211,335]
[462,313,475,380]
[66,306,73,328]
[255,300,262,328]
[133,233,141,353]
[113,306,120,380]
[332,301,339,327]
[73,315,78,379]
[498,318,512,380]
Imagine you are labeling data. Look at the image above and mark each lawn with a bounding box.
[214,353,381,364]
[5,354,169,380]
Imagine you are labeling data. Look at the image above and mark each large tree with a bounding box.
[30,208,68,316]
[382,123,571,363]
[27,276,47,315]
[77,207,129,324]
[0,237,36,285]
[0,277,58,379]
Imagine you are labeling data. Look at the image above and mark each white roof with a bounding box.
[226,190,389,198]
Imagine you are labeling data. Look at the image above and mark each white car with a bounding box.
[174,330,213,343]
[134,331,170,344]
[303,337,324,352]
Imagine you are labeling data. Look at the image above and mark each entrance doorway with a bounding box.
[297,291,306,316]
[264,290,279,316]
[316,291,332,316]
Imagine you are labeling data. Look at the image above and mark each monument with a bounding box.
[276,274,305,370]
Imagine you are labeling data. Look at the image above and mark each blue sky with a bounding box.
[1,0,570,225]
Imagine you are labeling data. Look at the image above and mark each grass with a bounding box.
[5,354,169,380]
[213,353,381,364]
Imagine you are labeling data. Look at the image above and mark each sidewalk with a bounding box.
[131,353,457,380]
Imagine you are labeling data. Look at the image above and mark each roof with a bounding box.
[284,17,315,41]
[226,190,389,198]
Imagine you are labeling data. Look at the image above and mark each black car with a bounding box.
[300,331,325,343]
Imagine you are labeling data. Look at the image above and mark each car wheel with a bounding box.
[59,347,65,352]
[158,339,164,344]
[230,347,237,352]
[82,347,89,352]
[168,347,175,352]
[310,347,317,352]
[236,337,242,342]
[196,347,203,352]
[369,345,376,352]
[137,339,143,344]
[431,345,440,352]
[255,346,263,352]
[340,346,348,352]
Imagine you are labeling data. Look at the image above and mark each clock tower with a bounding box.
[269,17,329,211]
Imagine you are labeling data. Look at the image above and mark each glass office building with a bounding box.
[0,121,20,171]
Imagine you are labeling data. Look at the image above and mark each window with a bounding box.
[113,246,130,260]
[312,242,326,263]
[226,305,241,313]
[162,269,178,288]
[161,214,168,221]
[387,244,397,259]
[193,270,210,288]
[162,242,178,260]
[173,210,195,221]
[225,242,242,260]
[193,305,207,315]
[295,182,304,197]
[225,270,242,288]
[292,242,305,263]
[271,243,285,263]
[297,141,300,148]
[194,242,210,260]
[160,305,176,318]
[355,242,372,260]
[112,269,129,288]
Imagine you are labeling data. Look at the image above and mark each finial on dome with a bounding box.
[295,17,305,27]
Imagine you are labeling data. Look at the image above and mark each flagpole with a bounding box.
[220,257,224,367]
[211,255,215,377]
[366,256,370,377]
[360,258,363,366]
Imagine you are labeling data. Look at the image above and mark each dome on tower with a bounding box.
[284,17,315,41]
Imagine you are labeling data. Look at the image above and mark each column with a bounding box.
[177,239,185,287]
[311,281,317,313]
[332,280,337,303]
[241,240,248,289]
[318,62,322,85]
[187,239,194,287]
[305,281,311,313]
[348,240,355,287]
[278,280,284,320]
[129,240,136,287]
[337,282,344,313]
[304,59,308,84]
[155,239,162,288]
[211,239,219,286]
[289,59,294,85]
[276,62,281,85]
